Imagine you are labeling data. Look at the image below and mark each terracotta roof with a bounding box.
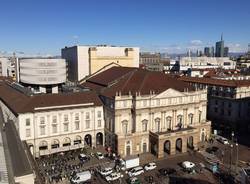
[83,67,195,98]
[85,66,136,86]
[0,82,102,115]
[179,76,250,87]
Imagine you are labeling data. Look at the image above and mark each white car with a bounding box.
[96,152,104,159]
[182,161,195,169]
[105,172,123,182]
[70,171,91,184]
[128,166,144,177]
[99,167,113,176]
[218,137,229,145]
[144,162,157,171]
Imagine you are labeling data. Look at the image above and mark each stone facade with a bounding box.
[104,88,211,158]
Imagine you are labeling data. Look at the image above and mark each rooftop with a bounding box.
[179,76,250,88]
[82,66,195,98]
[0,81,102,115]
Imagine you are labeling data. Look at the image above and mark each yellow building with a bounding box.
[61,45,139,82]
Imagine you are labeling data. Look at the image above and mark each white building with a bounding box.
[0,57,10,77]
[61,45,139,82]
[0,81,104,157]
[179,56,236,71]
[16,58,67,93]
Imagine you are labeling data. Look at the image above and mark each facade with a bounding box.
[61,45,139,82]
[82,67,211,158]
[139,52,170,72]
[179,56,236,70]
[16,58,67,93]
[0,57,9,77]
[215,40,224,57]
[204,47,214,57]
[0,81,104,157]
[180,76,250,134]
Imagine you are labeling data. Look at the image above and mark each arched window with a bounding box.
[188,113,194,125]
[142,120,148,132]
[155,118,160,132]
[198,111,202,123]
[122,120,128,135]
[177,115,183,129]
[166,116,172,130]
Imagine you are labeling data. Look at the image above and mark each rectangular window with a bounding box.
[75,113,79,121]
[97,111,102,118]
[52,124,57,133]
[40,126,45,135]
[64,114,68,122]
[75,121,79,130]
[156,99,160,106]
[26,129,31,137]
[98,120,102,127]
[26,119,30,126]
[85,112,90,120]
[86,120,90,129]
[143,100,147,107]
[40,117,45,124]
[64,123,69,132]
[52,116,57,123]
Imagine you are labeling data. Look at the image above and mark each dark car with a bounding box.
[206,146,219,154]
[159,168,177,176]
[78,153,90,162]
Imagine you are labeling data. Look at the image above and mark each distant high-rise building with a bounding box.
[211,47,215,57]
[215,34,224,57]
[224,47,229,57]
[204,47,210,57]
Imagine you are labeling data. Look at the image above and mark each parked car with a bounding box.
[70,171,91,184]
[96,152,104,159]
[206,146,219,154]
[128,166,144,177]
[129,177,141,184]
[78,154,90,162]
[105,172,123,182]
[182,161,195,170]
[99,167,113,176]
[158,168,177,176]
[144,162,157,171]
[217,137,229,145]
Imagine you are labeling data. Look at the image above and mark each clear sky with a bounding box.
[0,0,249,56]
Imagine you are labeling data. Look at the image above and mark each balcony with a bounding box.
[150,126,198,139]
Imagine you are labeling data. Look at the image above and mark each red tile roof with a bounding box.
[83,66,195,97]
[179,76,250,87]
[0,82,102,115]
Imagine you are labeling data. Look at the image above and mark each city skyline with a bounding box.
[0,0,250,56]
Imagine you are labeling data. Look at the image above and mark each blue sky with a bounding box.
[0,0,249,56]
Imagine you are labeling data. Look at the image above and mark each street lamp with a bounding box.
[230,144,233,175]
[235,142,239,174]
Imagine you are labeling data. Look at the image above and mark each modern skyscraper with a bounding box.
[224,47,229,57]
[204,47,210,57]
[215,34,224,57]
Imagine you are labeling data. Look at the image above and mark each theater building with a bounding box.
[82,67,211,158]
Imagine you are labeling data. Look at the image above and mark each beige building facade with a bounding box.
[61,45,139,82]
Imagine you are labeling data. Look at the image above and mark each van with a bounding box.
[70,171,91,184]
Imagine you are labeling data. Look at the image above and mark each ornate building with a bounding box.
[82,67,211,158]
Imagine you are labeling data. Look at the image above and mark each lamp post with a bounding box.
[229,144,233,175]
[235,141,239,174]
